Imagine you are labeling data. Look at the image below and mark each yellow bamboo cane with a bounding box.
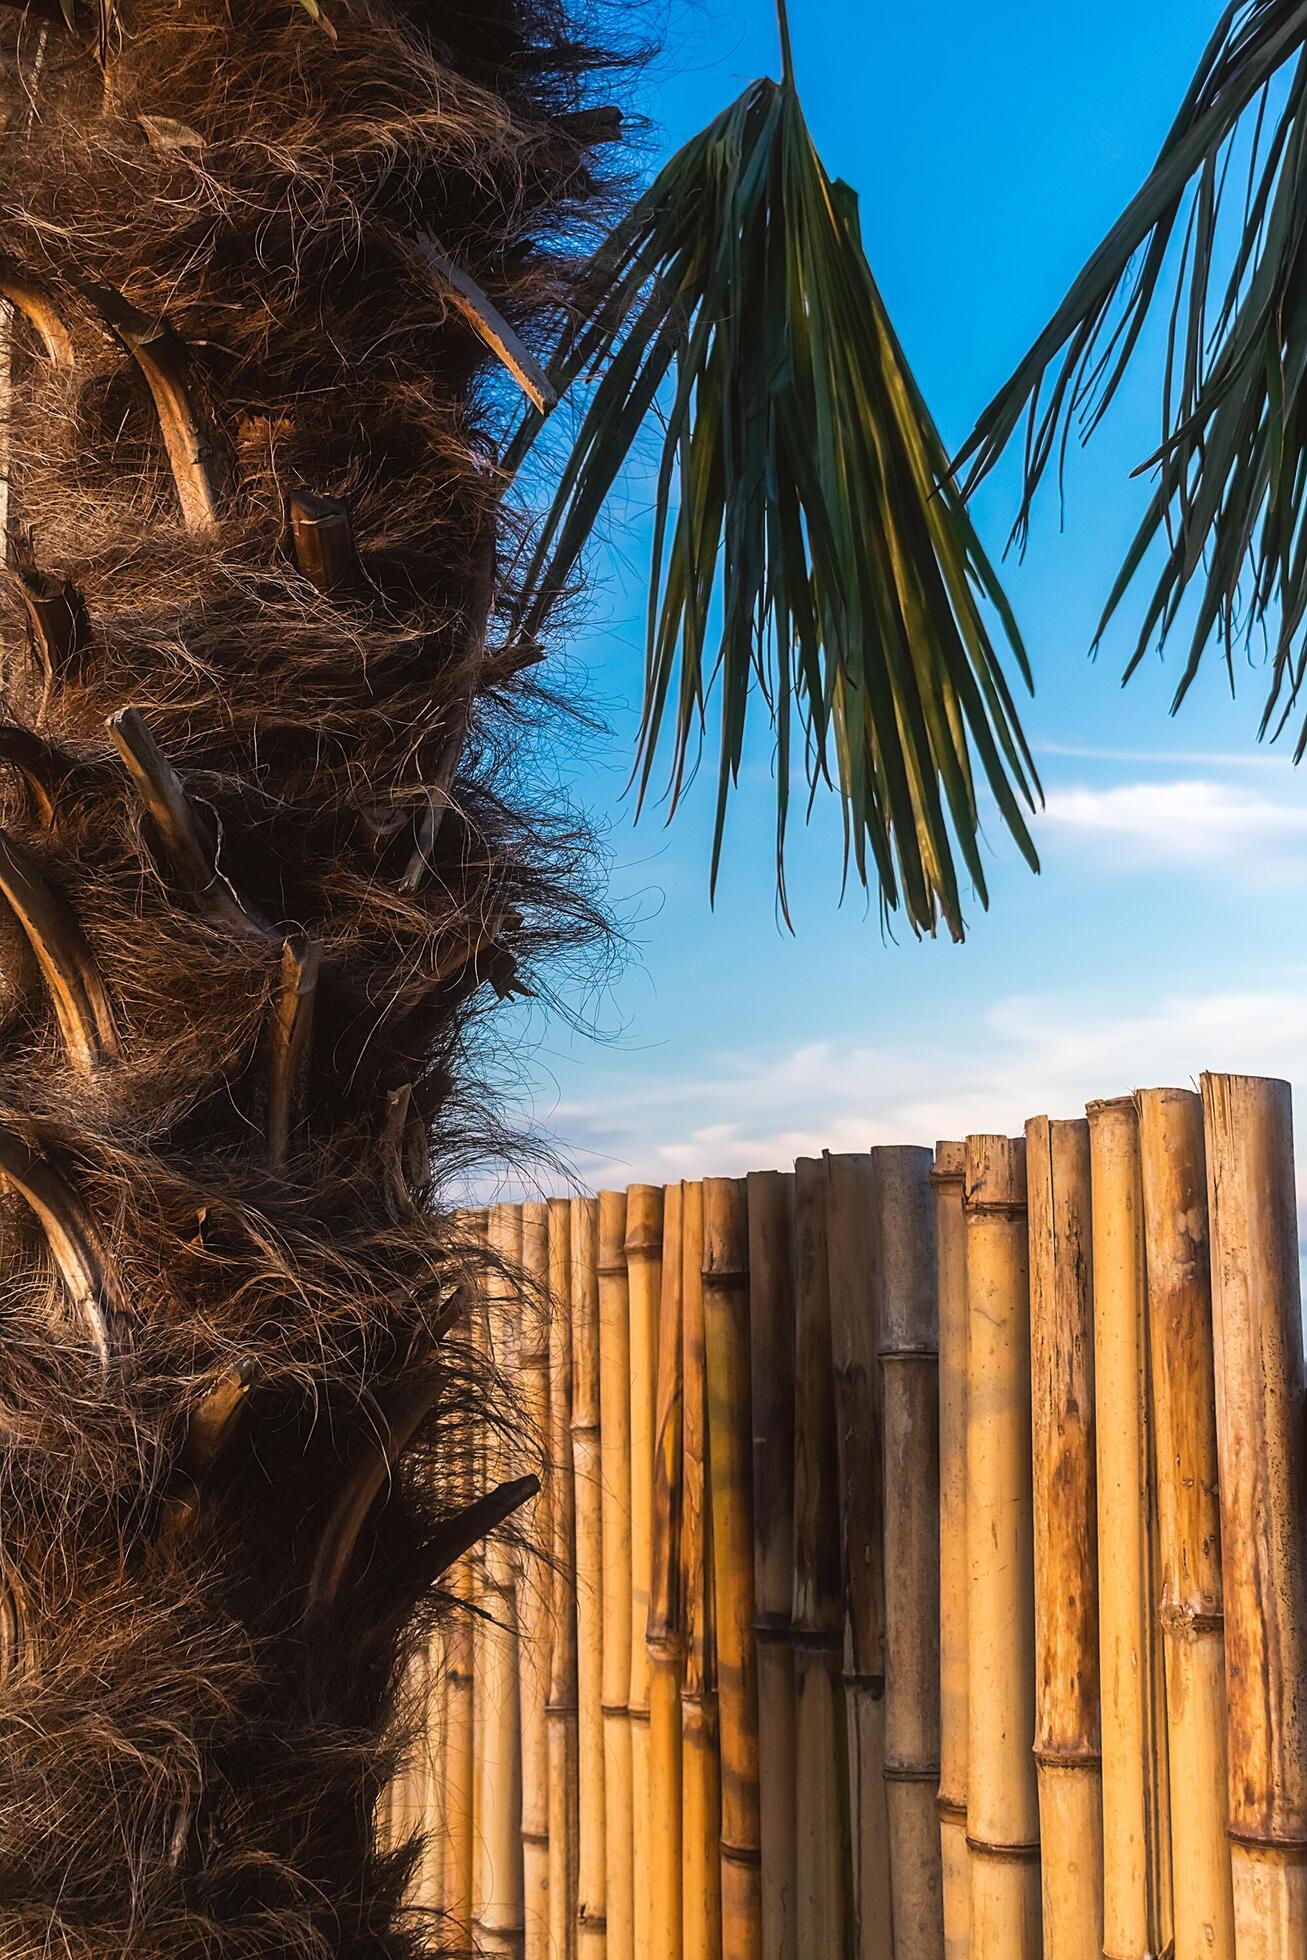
[475,1202,525,1958]
[442,1212,484,1946]
[745,1169,797,1960]
[1136,1087,1234,1960]
[625,1184,664,1960]
[931,1142,970,1960]
[1025,1116,1104,1960]
[681,1179,723,1960]
[548,1196,580,1960]
[519,1199,553,1960]
[703,1176,762,1960]
[599,1190,634,1960]
[872,1144,944,1960]
[417,1631,446,1923]
[963,1135,1040,1957]
[648,1182,685,1960]
[571,1195,607,1957]
[1201,1073,1307,1959]
[792,1156,850,1955]
[1087,1096,1171,1960]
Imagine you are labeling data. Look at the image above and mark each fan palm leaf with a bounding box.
[511,48,1040,940]
[955,1,1307,750]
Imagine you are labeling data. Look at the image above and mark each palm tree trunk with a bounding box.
[0,1,617,1952]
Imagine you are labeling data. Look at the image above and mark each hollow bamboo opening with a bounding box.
[547,1196,580,1960]
[570,1195,607,1956]
[599,1189,635,1960]
[931,1142,969,1960]
[648,1182,685,1960]
[1201,1073,1307,1959]
[1087,1096,1171,1960]
[625,1184,663,1960]
[1025,1116,1103,1960]
[681,1179,723,1960]
[1136,1086,1234,1960]
[475,1202,526,1958]
[519,1199,553,1960]
[703,1175,762,1960]
[746,1169,798,1960]
[963,1135,1040,1958]
[873,1144,944,1960]
[792,1157,850,1955]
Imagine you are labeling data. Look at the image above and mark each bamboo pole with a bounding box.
[1025,1116,1104,1960]
[443,1211,484,1946]
[519,1200,553,1960]
[681,1179,723,1960]
[418,1634,446,1922]
[475,1201,525,1958]
[746,1170,797,1960]
[703,1176,762,1960]
[792,1156,849,1955]
[963,1135,1040,1957]
[625,1185,664,1960]
[548,1197,580,1960]
[824,1152,890,1960]
[931,1142,969,1960]
[1087,1096,1171,1960]
[1137,1087,1234,1960]
[647,1182,685,1960]
[873,1145,944,1960]
[599,1190,634,1960]
[1200,1073,1307,1959]
[571,1195,607,1957]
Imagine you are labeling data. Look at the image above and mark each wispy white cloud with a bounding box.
[1043,778,1307,867]
[1034,740,1294,769]
[527,984,1307,1188]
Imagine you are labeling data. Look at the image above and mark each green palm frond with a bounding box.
[510,67,1039,940]
[956,2,1307,749]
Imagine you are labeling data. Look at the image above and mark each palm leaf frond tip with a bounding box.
[512,76,1040,941]
[956,1,1307,751]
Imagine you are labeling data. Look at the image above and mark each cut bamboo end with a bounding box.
[933,1140,970,1960]
[1201,1073,1307,1954]
[746,1169,797,1960]
[963,1136,1041,1955]
[1025,1116,1103,1960]
[599,1188,634,1960]
[793,1159,851,1954]
[873,1145,943,1960]
[570,1195,607,1949]
[1137,1086,1235,1960]
[625,1183,662,1960]
[1087,1097,1172,1959]
[703,1175,761,1960]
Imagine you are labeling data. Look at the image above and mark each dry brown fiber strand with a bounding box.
[0,0,633,1952]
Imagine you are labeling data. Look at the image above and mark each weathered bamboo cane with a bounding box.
[681,1179,723,1960]
[648,1182,685,1960]
[963,1135,1040,1956]
[547,1197,580,1960]
[519,1200,553,1960]
[571,1195,607,1957]
[598,1191,634,1960]
[1025,1116,1104,1960]
[873,1144,944,1960]
[1087,1096,1171,1960]
[625,1185,664,1960]
[1136,1087,1234,1960]
[825,1152,890,1960]
[1201,1073,1307,1958]
[443,1212,484,1944]
[746,1169,797,1960]
[475,1201,526,1957]
[703,1175,762,1960]
[418,1633,446,1921]
[931,1142,969,1960]
[792,1156,850,1955]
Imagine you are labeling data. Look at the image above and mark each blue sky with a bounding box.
[490,0,1307,1192]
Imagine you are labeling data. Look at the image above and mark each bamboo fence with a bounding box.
[390,1069,1307,1960]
